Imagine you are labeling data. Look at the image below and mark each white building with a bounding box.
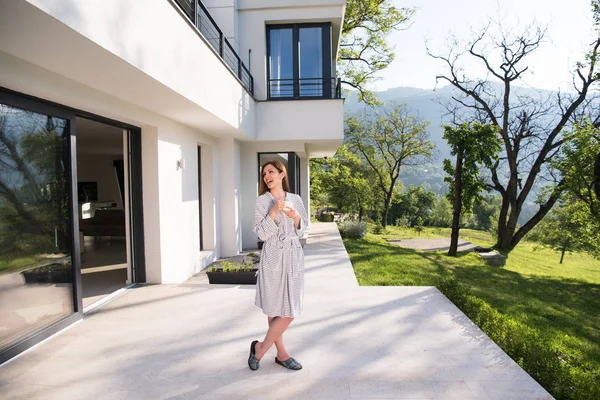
[0,0,345,363]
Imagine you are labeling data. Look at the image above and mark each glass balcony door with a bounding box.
[299,27,324,97]
[268,28,294,98]
[268,24,332,99]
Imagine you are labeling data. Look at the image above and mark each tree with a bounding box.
[389,185,436,227]
[428,15,600,251]
[339,0,414,105]
[345,104,434,227]
[595,151,600,201]
[321,145,376,219]
[308,158,328,215]
[528,200,599,263]
[552,120,600,219]
[443,122,501,256]
[429,195,453,227]
[471,195,502,231]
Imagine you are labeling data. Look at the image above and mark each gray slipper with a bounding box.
[275,357,302,370]
[248,340,260,371]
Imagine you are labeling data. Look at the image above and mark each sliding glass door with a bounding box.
[0,102,75,351]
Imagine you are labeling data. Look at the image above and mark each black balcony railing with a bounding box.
[173,0,254,95]
[268,78,342,100]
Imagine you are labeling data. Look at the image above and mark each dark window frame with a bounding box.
[266,23,332,100]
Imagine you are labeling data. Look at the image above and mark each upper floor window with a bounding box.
[267,24,334,100]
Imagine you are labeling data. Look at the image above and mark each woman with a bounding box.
[248,160,308,371]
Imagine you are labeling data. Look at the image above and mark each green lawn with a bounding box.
[344,226,600,373]
[0,254,60,275]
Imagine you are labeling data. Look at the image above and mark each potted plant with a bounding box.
[206,253,259,285]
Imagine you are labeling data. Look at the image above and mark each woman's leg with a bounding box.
[254,316,293,360]
[268,317,291,360]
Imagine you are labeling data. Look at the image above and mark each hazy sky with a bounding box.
[373,0,596,91]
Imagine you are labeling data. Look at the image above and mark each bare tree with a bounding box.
[427,19,600,251]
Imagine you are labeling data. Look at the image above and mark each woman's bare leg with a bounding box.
[268,317,291,360]
[254,316,293,360]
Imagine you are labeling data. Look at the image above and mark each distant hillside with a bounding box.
[344,86,459,160]
[343,84,559,161]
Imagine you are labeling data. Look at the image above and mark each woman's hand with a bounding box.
[268,200,285,220]
[282,207,298,219]
[282,207,301,228]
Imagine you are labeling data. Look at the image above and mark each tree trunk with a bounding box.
[449,149,463,257]
[495,193,510,249]
[594,151,600,202]
[358,205,364,221]
[560,245,566,264]
[381,189,394,228]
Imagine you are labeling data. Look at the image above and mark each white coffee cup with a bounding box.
[283,200,293,211]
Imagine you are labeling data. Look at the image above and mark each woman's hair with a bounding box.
[259,160,290,195]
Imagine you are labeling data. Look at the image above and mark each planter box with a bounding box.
[22,270,71,284]
[206,269,257,285]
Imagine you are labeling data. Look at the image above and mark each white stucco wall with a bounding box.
[0,52,222,284]
[204,0,240,52]
[218,138,243,256]
[256,100,344,143]
[0,0,255,139]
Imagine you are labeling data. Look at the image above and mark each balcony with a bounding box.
[268,77,342,100]
[173,0,254,95]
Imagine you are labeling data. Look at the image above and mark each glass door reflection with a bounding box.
[0,103,74,350]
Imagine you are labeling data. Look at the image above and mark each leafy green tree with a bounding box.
[443,122,501,256]
[345,103,434,227]
[471,195,502,231]
[528,200,599,263]
[340,0,414,105]
[389,185,436,227]
[322,145,375,219]
[429,195,453,227]
[552,121,600,220]
[595,151,600,201]
[309,158,328,216]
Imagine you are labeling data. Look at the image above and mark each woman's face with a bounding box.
[263,164,285,191]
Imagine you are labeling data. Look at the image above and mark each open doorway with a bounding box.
[76,117,129,309]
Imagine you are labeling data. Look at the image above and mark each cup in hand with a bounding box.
[283,200,293,211]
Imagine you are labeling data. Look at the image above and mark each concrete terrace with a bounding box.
[0,223,552,399]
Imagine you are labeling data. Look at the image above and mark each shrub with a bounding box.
[371,224,385,234]
[338,221,367,239]
[438,277,599,400]
[208,260,255,273]
[318,212,334,222]
[394,216,410,228]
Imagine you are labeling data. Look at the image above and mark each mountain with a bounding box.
[344,86,457,160]
[343,84,560,161]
